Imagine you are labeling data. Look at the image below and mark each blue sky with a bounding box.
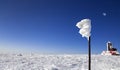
[0,0,120,54]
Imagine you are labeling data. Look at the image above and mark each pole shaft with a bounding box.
[88,36,91,70]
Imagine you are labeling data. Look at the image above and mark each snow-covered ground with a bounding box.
[0,53,120,70]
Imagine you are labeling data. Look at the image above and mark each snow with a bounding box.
[76,19,91,40]
[0,53,120,70]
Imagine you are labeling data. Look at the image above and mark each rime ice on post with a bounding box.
[76,19,91,40]
[76,19,92,70]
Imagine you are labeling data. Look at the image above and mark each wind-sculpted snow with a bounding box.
[0,53,120,70]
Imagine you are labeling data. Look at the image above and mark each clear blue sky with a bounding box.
[0,0,120,54]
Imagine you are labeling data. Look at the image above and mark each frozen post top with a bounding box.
[76,19,91,40]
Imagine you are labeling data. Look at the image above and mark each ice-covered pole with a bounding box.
[76,19,91,70]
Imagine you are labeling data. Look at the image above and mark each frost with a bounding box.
[76,19,91,40]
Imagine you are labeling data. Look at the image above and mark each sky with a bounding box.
[0,0,120,54]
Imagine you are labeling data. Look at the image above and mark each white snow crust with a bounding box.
[0,53,120,70]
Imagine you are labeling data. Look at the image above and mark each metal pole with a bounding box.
[88,36,91,70]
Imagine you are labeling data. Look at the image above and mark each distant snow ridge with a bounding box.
[0,53,120,70]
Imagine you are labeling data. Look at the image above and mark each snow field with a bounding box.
[0,53,120,70]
